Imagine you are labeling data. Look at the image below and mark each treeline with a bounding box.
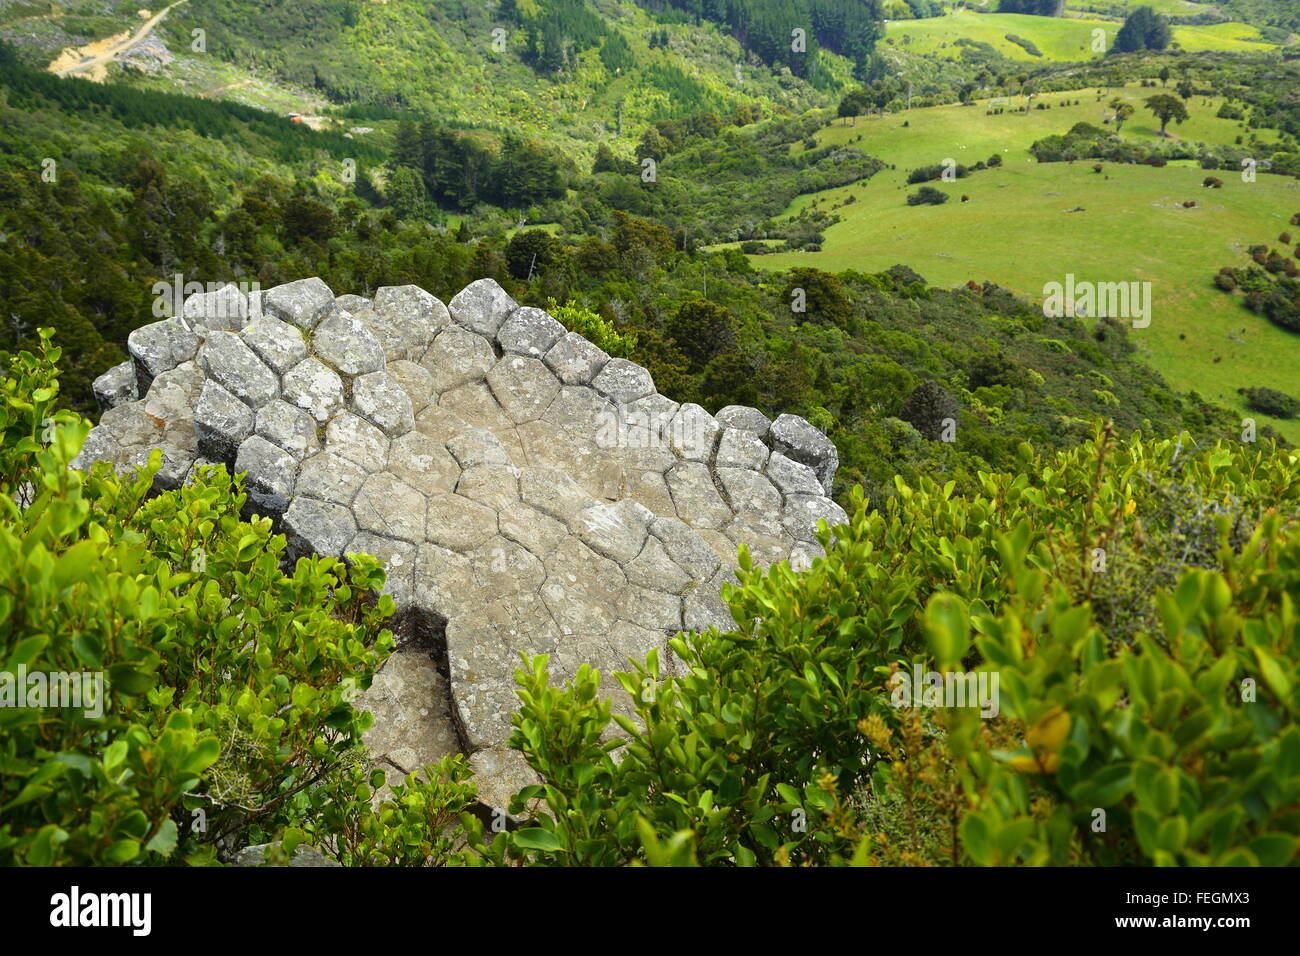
[390,121,567,211]
[634,0,884,77]
[994,0,1064,14]
[0,47,379,165]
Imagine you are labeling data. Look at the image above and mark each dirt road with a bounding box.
[49,1,188,80]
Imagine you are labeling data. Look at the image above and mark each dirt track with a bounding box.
[48,1,188,81]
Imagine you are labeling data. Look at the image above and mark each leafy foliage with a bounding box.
[0,336,472,865]
[464,426,1299,866]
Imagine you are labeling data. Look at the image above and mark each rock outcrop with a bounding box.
[75,278,845,807]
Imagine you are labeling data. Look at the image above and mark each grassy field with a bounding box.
[883,10,1276,62]
[735,85,1300,442]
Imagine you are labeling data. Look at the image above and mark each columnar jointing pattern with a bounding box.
[75,277,846,805]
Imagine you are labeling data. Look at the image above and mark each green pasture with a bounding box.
[883,9,1275,62]
[738,86,1300,441]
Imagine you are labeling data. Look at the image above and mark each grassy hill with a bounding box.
[729,83,1300,442]
[883,9,1277,62]
[1,0,844,167]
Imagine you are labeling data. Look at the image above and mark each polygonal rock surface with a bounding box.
[127,319,199,393]
[420,327,496,394]
[448,277,518,338]
[255,400,321,461]
[71,277,843,806]
[664,403,721,462]
[197,331,279,408]
[352,371,415,437]
[93,361,139,411]
[325,412,389,472]
[716,427,770,471]
[354,473,427,544]
[194,381,253,462]
[370,285,451,360]
[782,494,850,543]
[592,358,655,405]
[240,316,308,376]
[544,332,609,385]
[235,435,297,516]
[486,355,560,424]
[498,307,565,357]
[770,413,839,495]
[766,451,825,497]
[283,496,357,560]
[261,277,334,331]
[182,283,250,333]
[311,310,385,377]
[282,358,345,423]
[716,404,773,438]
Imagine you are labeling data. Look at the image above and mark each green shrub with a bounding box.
[0,332,474,865]
[906,185,949,206]
[464,425,1299,866]
[1240,386,1300,419]
[546,298,638,358]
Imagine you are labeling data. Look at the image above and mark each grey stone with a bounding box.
[359,648,459,775]
[766,451,825,497]
[716,427,770,470]
[283,496,357,560]
[311,309,385,376]
[663,403,721,462]
[240,316,308,376]
[665,461,732,529]
[352,370,415,437]
[373,285,451,360]
[261,277,334,331]
[354,473,427,544]
[235,435,297,516]
[325,410,389,475]
[425,491,497,552]
[626,536,694,595]
[497,306,565,357]
[127,319,199,394]
[683,567,738,633]
[715,405,772,438]
[420,327,496,394]
[386,360,437,416]
[486,354,560,424]
[591,358,655,405]
[334,294,372,313]
[233,843,340,868]
[197,331,280,408]
[282,358,346,423]
[650,516,722,582]
[769,413,839,495]
[455,463,519,511]
[255,400,321,460]
[543,332,609,385]
[574,499,654,565]
[446,428,510,469]
[782,494,849,543]
[715,467,782,517]
[194,381,253,462]
[93,361,138,411]
[295,450,368,507]
[182,283,249,332]
[387,432,460,496]
[448,277,518,338]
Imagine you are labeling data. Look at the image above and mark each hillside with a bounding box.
[2,0,1300,881]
